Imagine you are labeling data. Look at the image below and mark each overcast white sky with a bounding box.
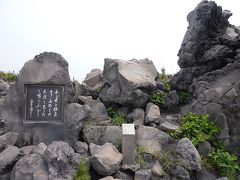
[0,0,239,81]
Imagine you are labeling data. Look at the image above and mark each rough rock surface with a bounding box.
[43,141,81,180]
[185,61,240,154]
[0,78,11,135]
[2,52,75,146]
[10,153,48,180]
[136,125,172,155]
[170,0,237,91]
[127,108,145,126]
[82,126,106,144]
[73,141,88,155]
[159,121,180,133]
[134,169,151,180]
[145,102,161,124]
[99,58,158,108]
[85,99,109,122]
[176,138,201,172]
[0,145,20,174]
[89,143,123,176]
[64,103,91,146]
[0,132,18,152]
[82,69,104,98]
[32,142,47,156]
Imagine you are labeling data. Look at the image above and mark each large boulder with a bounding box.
[43,141,81,179]
[89,143,123,176]
[176,138,201,172]
[0,145,20,174]
[64,103,91,146]
[99,58,158,108]
[10,153,48,180]
[2,52,76,146]
[136,125,172,155]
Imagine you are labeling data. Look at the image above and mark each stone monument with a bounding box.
[2,52,86,146]
[122,123,136,165]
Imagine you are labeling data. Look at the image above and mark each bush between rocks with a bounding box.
[73,160,90,180]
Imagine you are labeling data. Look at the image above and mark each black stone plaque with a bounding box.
[25,85,64,123]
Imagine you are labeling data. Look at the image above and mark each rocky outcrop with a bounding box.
[99,58,158,108]
[170,0,238,91]
[89,143,123,176]
[185,61,240,154]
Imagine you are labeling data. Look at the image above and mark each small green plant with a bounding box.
[158,67,171,91]
[168,131,181,139]
[111,114,125,126]
[151,91,166,106]
[107,107,126,126]
[0,71,18,82]
[136,146,148,169]
[181,112,220,145]
[73,161,90,180]
[207,149,240,180]
[152,151,160,160]
[107,107,115,118]
[178,91,189,103]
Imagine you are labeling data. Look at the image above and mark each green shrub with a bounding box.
[181,112,220,145]
[107,107,115,118]
[111,114,125,126]
[207,149,240,180]
[178,91,189,103]
[107,107,126,126]
[151,91,166,106]
[0,71,18,82]
[136,146,148,169]
[73,161,90,180]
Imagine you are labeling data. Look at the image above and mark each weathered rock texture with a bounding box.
[43,141,81,179]
[89,143,123,176]
[170,0,238,91]
[99,58,158,108]
[170,0,240,156]
[10,153,48,180]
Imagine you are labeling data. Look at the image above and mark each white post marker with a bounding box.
[122,123,136,165]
